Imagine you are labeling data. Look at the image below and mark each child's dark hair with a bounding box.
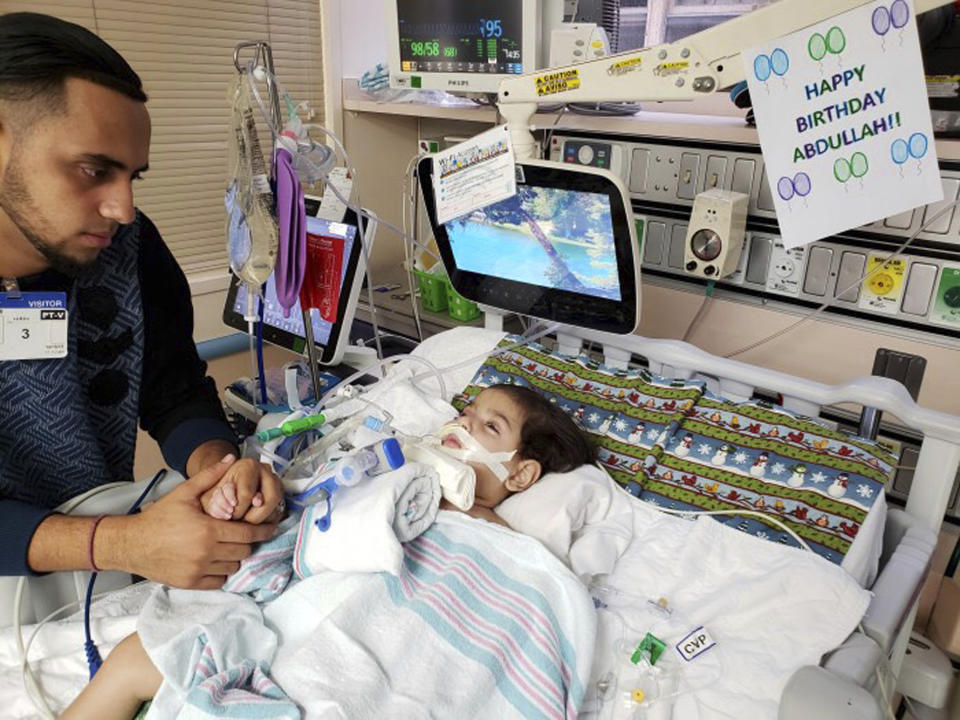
[487,384,596,475]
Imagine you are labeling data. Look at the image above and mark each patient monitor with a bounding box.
[418,157,640,334]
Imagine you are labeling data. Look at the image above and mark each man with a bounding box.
[0,12,282,588]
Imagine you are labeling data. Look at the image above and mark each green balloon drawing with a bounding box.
[826,26,846,54]
[850,152,869,178]
[834,157,852,183]
[808,32,827,61]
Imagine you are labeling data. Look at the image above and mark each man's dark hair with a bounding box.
[488,384,597,475]
[0,12,146,111]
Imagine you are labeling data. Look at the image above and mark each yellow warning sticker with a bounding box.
[607,57,643,76]
[654,61,689,77]
[534,69,580,96]
[859,253,906,314]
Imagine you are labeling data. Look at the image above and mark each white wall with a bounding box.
[339,0,388,77]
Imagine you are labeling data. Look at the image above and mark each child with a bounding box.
[62,383,595,719]
[440,384,596,525]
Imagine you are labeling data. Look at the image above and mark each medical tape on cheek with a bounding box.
[433,423,515,482]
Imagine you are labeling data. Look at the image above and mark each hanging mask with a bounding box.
[430,422,516,483]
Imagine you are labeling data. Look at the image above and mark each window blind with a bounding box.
[1,0,324,276]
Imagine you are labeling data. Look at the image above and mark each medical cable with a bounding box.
[403,152,426,341]
[18,469,167,718]
[245,67,442,265]
[81,469,168,679]
[19,586,127,720]
[256,290,267,404]
[682,280,715,343]
[722,197,960,359]
[405,321,563,391]
[243,66,387,362]
[635,500,814,552]
[312,353,449,413]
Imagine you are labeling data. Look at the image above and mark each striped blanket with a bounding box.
[266,511,596,719]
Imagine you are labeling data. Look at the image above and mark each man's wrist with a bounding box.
[92,514,133,573]
[185,439,238,477]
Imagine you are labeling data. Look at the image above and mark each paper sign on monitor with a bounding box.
[433,125,517,225]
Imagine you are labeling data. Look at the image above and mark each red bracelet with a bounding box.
[88,514,107,572]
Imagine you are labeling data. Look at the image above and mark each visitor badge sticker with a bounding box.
[744,0,942,249]
[433,125,516,225]
[0,292,68,360]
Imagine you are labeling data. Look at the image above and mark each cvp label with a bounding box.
[676,626,717,662]
[0,292,68,360]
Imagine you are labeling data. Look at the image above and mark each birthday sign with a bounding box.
[745,0,942,249]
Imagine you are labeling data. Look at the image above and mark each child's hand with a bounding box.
[201,479,264,520]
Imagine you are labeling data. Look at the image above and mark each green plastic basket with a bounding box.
[412,268,448,312]
[444,280,481,322]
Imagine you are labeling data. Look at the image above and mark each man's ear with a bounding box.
[504,458,542,492]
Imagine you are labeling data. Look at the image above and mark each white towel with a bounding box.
[292,461,441,577]
[138,587,292,719]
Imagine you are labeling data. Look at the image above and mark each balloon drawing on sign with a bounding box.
[826,26,846,67]
[808,32,827,71]
[770,48,789,88]
[890,0,910,44]
[777,176,795,201]
[872,6,891,34]
[908,132,928,175]
[834,157,852,187]
[890,138,909,176]
[793,172,812,198]
[850,152,869,187]
[753,53,772,92]
[872,5,891,49]
[908,132,928,159]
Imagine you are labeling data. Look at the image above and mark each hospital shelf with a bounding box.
[342,82,960,161]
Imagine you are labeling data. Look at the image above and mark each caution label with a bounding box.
[654,61,690,76]
[535,69,580,96]
[607,57,643,76]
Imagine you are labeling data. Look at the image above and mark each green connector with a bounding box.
[631,633,666,666]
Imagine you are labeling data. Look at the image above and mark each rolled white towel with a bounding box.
[292,462,441,578]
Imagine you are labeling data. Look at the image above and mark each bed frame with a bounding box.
[548,325,960,718]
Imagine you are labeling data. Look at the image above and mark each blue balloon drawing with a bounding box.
[770,48,789,76]
[890,0,910,28]
[793,172,812,197]
[890,139,909,165]
[871,6,891,35]
[777,176,795,201]
[908,132,928,159]
[754,54,772,82]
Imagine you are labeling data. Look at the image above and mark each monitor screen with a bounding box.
[418,158,640,334]
[395,0,524,76]
[224,213,364,364]
[445,186,622,302]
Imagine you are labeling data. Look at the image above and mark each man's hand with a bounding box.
[96,454,277,589]
[199,458,284,524]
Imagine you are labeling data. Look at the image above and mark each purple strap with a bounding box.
[274,148,307,318]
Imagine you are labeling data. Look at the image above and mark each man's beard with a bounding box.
[0,156,97,277]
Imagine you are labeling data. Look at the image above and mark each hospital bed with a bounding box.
[1,322,956,720]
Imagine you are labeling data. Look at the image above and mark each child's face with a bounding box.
[444,388,524,455]
[444,388,525,508]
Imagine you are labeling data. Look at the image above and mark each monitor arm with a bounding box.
[497,0,951,160]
